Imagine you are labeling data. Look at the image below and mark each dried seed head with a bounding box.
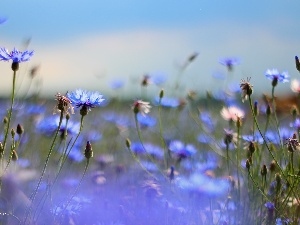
[261,164,268,176]
[54,93,74,115]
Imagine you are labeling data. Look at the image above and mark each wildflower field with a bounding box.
[1,17,300,225]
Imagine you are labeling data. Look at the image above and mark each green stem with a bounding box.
[2,70,17,160]
[158,97,169,169]
[23,111,64,224]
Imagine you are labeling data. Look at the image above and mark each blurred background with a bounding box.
[0,0,299,99]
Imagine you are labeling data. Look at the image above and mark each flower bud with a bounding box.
[261,164,268,176]
[11,128,15,138]
[159,89,164,99]
[126,138,131,149]
[16,124,24,135]
[12,150,18,161]
[84,141,93,159]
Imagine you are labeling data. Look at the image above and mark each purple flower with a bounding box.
[154,96,180,108]
[137,113,156,127]
[0,47,34,63]
[265,69,289,86]
[0,17,7,25]
[169,140,197,159]
[199,112,216,131]
[109,79,125,89]
[67,89,105,113]
[264,201,275,210]
[219,57,240,71]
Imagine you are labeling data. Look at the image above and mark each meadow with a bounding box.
[1,19,300,225]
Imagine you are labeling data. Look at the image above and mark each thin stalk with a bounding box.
[2,70,17,159]
[157,97,168,169]
[23,111,64,224]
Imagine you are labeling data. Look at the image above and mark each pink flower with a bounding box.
[221,106,245,122]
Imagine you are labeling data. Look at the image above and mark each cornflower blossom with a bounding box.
[154,96,180,108]
[137,113,156,127]
[109,79,125,90]
[240,77,253,102]
[290,79,300,93]
[0,17,7,24]
[67,89,105,116]
[219,57,240,71]
[169,140,197,160]
[0,47,34,63]
[265,69,289,87]
[220,106,245,122]
[132,100,151,115]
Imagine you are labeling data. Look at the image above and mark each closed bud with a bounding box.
[159,89,164,99]
[3,117,8,124]
[11,129,15,138]
[295,56,300,72]
[248,141,256,154]
[66,113,70,120]
[261,164,268,176]
[269,160,276,172]
[17,124,24,135]
[0,142,3,158]
[12,150,18,161]
[84,141,93,159]
[126,138,131,149]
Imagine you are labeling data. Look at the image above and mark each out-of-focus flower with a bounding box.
[67,89,105,115]
[0,47,34,63]
[285,134,300,152]
[199,111,216,132]
[154,96,180,108]
[169,140,197,160]
[141,74,151,86]
[137,113,156,127]
[132,100,151,115]
[240,77,253,102]
[109,79,125,90]
[130,142,164,160]
[290,79,300,93]
[36,116,80,137]
[276,217,291,225]
[265,69,289,87]
[176,173,230,197]
[151,72,168,86]
[219,57,240,71]
[221,106,245,122]
[0,17,7,25]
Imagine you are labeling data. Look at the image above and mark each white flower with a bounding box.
[221,106,245,122]
[132,100,151,115]
[291,79,300,93]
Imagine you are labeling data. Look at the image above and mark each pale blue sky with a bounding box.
[0,1,300,98]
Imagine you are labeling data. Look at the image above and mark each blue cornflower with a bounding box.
[109,79,125,89]
[0,47,34,63]
[0,17,7,25]
[219,57,240,71]
[265,69,289,86]
[199,111,216,131]
[154,96,180,108]
[137,113,156,128]
[276,218,291,225]
[67,89,105,116]
[169,140,197,160]
[264,201,275,210]
[150,71,168,86]
[36,116,80,137]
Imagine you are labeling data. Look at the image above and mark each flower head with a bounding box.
[240,77,253,102]
[221,106,245,122]
[67,89,105,116]
[290,79,300,93]
[265,69,289,86]
[0,47,34,63]
[54,93,74,115]
[219,57,240,71]
[0,17,8,25]
[132,100,151,115]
